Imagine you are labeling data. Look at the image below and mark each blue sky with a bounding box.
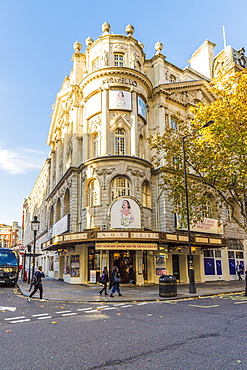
[0,0,246,226]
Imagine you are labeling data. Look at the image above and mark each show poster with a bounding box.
[110,197,141,229]
[109,90,131,110]
[137,96,146,119]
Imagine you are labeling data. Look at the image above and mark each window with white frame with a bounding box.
[201,200,212,218]
[226,204,232,221]
[114,53,124,67]
[114,128,126,155]
[142,180,151,207]
[111,176,131,201]
[93,58,100,71]
[170,117,177,131]
[88,180,98,206]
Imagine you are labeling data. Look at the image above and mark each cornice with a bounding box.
[80,67,153,97]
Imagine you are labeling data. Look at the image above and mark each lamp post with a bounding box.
[182,120,214,294]
[31,216,40,278]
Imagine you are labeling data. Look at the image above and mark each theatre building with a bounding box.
[23,23,247,285]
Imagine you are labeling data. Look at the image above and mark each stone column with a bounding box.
[130,91,138,156]
[56,139,62,183]
[101,87,109,156]
[49,144,56,192]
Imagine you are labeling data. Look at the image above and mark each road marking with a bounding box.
[137,302,149,305]
[113,303,127,306]
[77,307,92,311]
[5,316,25,321]
[10,319,31,323]
[101,307,117,311]
[55,310,72,314]
[0,306,16,312]
[96,306,109,309]
[188,304,219,308]
[84,310,100,313]
[61,313,78,316]
[32,313,49,317]
[37,316,53,320]
[119,305,132,308]
[234,301,247,304]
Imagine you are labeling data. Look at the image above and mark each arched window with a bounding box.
[201,200,212,218]
[111,176,131,201]
[64,189,70,215]
[93,133,100,157]
[114,128,125,155]
[139,135,144,158]
[56,198,61,222]
[88,180,98,206]
[50,205,54,227]
[142,181,151,208]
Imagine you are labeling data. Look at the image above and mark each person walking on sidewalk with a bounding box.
[27,266,45,302]
[236,261,243,281]
[110,266,122,297]
[99,266,109,296]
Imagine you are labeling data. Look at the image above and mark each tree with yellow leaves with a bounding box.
[148,70,247,233]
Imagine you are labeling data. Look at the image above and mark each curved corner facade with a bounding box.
[23,23,246,285]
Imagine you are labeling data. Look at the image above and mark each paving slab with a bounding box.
[17,278,246,302]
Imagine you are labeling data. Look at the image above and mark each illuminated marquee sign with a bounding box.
[96,243,157,250]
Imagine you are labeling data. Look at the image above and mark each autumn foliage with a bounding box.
[148,70,247,232]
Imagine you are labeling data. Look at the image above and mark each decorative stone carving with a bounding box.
[127,168,145,178]
[102,50,108,66]
[102,22,110,34]
[73,41,82,53]
[85,36,93,47]
[95,168,114,190]
[138,41,144,49]
[154,41,163,55]
[112,44,127,51]
[125,24,134,36]
[130,51,140,69]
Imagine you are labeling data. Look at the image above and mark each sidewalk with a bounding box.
[17,278,246,302]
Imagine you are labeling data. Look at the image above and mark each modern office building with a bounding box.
[23,23,246,285]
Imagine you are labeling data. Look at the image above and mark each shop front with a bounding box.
[41,230,227,285]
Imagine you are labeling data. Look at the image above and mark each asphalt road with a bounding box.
[1,287,247,369]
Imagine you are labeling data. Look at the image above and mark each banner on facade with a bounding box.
[109,90,131,110]
[137,96,147,120]
[52,214,69,237]
[95,243,157,250]
[176,216,223,235]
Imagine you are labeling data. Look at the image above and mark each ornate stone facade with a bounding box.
[23,23,246,285]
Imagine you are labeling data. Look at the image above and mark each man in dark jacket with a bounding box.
[27,266,45,302]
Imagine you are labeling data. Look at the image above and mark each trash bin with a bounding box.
[159,275,177,297]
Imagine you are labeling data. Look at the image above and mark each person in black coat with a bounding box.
[28,266,45,302]
[99,266,109,296]
[110,266,122,297]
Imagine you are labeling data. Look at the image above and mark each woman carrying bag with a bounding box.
[110,266,122,297]
[99,266,109,296]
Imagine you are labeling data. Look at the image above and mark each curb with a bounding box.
[16,283,245,303]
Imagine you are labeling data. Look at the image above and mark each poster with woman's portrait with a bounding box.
[110,197,141,229]
[109,90,132,111]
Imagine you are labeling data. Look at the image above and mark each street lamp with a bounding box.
[31,216,40,278]
[182,120,214,294]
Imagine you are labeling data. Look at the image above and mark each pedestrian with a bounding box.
[27,266,45,302]
[110,266,122,297]
[128,264,135,285]
[236,261,242,281]
[99,266,109,296]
